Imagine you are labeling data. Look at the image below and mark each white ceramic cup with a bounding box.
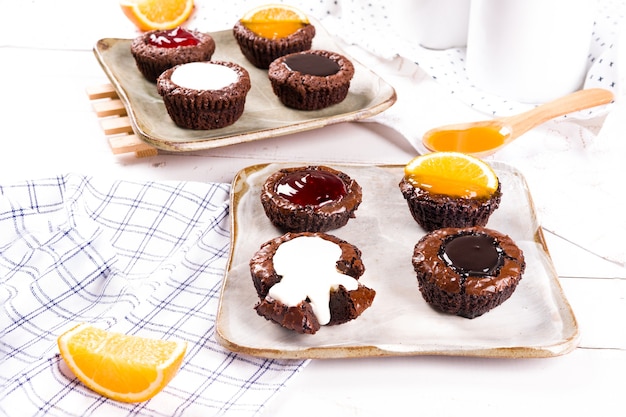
[390,0,471,50]
[465,0,595,103]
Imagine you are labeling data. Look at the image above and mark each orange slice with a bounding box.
[120,0,194,31]
[404,152,499,198]
[58,323,187,403]
[240,4,309,39]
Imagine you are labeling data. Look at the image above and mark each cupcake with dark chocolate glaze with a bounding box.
[131,27,216,83]
[233,4,315,69]
[412,226,525,318]
[268,49,355,110]
[251,231,376,334]
[260,165,362,232]
[157,60,251,130]
[399,152,502,232]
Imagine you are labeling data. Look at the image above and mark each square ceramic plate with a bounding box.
[215,162,580,359]
[92,20,396,152]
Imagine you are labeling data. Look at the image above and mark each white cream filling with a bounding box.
[170,62,238,91]
[270,236,359,326]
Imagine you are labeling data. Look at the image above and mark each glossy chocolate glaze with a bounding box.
[413,227,525,297]
[441,233,503,277]
[284,53,340,76]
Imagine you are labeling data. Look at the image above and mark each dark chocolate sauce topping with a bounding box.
[148,27,199,48]
[276,170,347,207]
[440,233,503,277]
[284,54,340,76]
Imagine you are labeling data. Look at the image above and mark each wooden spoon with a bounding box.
[422,88,614,157]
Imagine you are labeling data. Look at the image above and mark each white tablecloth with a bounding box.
[0,175,305,416]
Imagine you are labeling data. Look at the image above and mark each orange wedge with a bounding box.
[240,4,309,39]
[404,152,499,199]
[58,323,187,403]
[120,0,194,31]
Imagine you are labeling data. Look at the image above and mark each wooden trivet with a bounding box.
[86,84,158,158]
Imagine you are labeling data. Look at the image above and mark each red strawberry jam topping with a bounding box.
[148,27,199,48]
[276,170,347,207]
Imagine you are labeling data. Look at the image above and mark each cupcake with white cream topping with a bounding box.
[233,4,316,69]
[251,232,376,334]
[156,60,251,130]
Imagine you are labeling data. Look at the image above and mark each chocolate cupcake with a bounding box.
[130,27,216,83]
[268,50,355,110]
[399,152,502,232]
[260,165,362,232]
[157,61,251,130]
[412,226,525,319]
[250,232,376,334]
[233,10,315,69]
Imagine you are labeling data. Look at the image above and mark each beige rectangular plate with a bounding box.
[92,21,396,152]
[215,162,580,359]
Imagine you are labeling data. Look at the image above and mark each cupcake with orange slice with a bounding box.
[399,152,502,231]
[233,4,315,69]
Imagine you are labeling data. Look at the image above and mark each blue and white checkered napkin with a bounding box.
[0,174,306,417]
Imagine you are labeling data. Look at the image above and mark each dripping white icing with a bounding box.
[270,236,358,325]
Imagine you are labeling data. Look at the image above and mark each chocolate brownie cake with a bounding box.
[156,61,251,130]
[260,165,362,232]
[130,27,216,83]
[250,232,376,334]
[412,226,525,318]
[268,50,355,110]
[399,152,502,231]
[232,13,315,69]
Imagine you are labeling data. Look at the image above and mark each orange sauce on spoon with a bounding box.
[423,125,511,154]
